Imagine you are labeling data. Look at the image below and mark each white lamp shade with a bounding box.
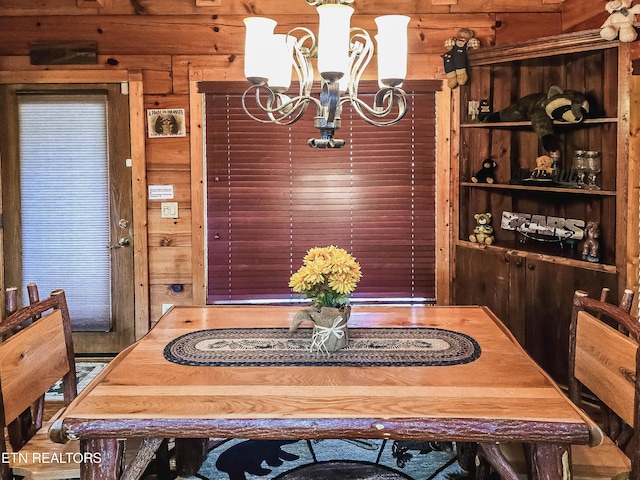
[317,4,354,81]
[375,15,410,87]
[267,34,295,92]
[244,17,277,84]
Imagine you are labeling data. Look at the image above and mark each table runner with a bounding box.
[163,327,481,367]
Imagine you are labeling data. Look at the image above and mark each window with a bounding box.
[203,81,439,304]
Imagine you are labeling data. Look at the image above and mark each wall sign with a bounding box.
[147,108,186,138]
[501,211,585,240]
[148,185,174,200]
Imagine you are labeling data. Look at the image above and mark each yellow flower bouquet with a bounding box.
[289,246,362,353]
[289,245,362,308]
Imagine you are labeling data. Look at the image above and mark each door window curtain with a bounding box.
[18,93,112,329]
[202,81,439,304]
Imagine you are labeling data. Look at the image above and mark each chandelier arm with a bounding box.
[278,94,321,123]
[242,85,320,125]
[347,28,374,99]
[241,85,276,123]
[288,27,316,98]
[348,88,409,126]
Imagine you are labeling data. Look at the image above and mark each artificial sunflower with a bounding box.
[289,245,362,307]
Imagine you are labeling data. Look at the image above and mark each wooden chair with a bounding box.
[0,287,80,480]
[567,288,639,480]
[495,288,639,480]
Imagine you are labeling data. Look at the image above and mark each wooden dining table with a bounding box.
[50,305,598,480]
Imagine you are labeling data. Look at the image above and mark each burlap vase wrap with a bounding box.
[289,305,351,354]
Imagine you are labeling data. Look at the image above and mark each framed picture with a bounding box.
[147,108,186,138]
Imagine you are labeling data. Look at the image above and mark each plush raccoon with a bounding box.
[483,86,590,152]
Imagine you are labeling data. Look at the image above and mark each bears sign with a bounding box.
[501,211,585,240]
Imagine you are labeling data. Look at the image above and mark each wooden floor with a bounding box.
[45,401,65,420]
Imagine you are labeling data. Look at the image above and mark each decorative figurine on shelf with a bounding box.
[477,99,492,121]
[601,0,640,43]
[581,221,601,263]
[469,213,495,245]
[482,85,590,153]
[442,28,480,89]
[471,158,497,184]
[530,155,554,181]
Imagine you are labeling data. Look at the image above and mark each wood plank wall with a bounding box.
[0,0,633,335]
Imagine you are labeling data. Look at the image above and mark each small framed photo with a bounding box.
[147,108,186,138]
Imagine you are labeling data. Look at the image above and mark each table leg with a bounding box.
[529,443,570,480]
[80,438,123,480]
[457,442,492,479]
[175,438,208,477]
[477,442,519,480]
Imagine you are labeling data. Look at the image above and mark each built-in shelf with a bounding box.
[459,182,616,196]
[452,29,628,383]
[461,118,618,128]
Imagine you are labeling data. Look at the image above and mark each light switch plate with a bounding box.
[161,202,179,219]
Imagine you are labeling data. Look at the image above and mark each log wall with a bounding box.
[0,0,633,335]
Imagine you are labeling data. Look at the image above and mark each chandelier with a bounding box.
[242,0,410,148]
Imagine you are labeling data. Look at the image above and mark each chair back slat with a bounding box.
[0,309,70,423]
[4,288,17,317]
[26,283,41,323]
[575,310,638,427]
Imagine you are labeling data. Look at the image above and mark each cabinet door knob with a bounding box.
[514,260,523,267]
[527,263,535,270]
[502,256,509,263]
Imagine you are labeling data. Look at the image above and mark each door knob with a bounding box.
[109,237,131,249]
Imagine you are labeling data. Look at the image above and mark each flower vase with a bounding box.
[289,305,351,354]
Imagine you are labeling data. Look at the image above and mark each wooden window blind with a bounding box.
[202,81,439,304]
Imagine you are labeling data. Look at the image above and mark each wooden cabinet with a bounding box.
[453,247,519,341]
[451,30,631,384]
[454,245,616,381]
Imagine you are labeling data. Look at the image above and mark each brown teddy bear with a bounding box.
[442,28,480,89]
[531,155,554,179]
[469,213,495,245]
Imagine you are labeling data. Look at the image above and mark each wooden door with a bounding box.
[453,246,523,341]
[524,258,617,384]
[0,83,135,354]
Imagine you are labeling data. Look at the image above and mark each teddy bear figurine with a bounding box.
[442,28,480,89]
[581,221,601,263]
[601,0,640,42]
[530,155,554,179]
[469,213,495,245]
[471,159,497,184]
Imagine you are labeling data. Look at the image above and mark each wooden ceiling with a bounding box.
[0,0,608,59]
